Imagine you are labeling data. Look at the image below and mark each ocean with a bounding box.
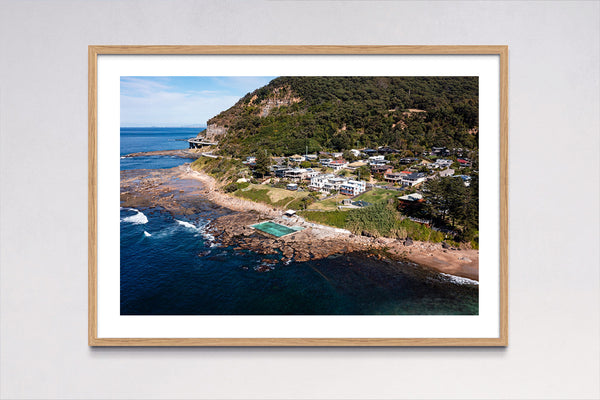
[120,127,478,315]
[120,127,201,170]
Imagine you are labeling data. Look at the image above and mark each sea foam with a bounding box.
[175,219,197,230]
[439,273,479,286]
[143,231,152,237]
[176,219,216,246]
[120,208,148,224]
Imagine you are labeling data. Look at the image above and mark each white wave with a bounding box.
[439,273,479,286]
[175,219,217,246]
[120,208,148,224]
[175,219,197,230]
[143,231,152,237]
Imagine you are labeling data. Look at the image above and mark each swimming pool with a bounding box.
[251,221,303,237]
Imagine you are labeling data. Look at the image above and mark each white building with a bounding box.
[340,180,367,196]
[328,160,349,170]
[309,173,336,191]
[309,173,366,195]
[402,172,427,187]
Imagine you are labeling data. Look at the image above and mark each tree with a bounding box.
[343,150,357,162]
[422,177,465,227]
[356,166,371,181]
[254,150,271,178]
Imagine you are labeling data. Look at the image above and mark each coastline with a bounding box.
[120,163,478,281]
[181,165,479,281]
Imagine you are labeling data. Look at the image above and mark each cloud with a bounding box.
[120,77,254,126]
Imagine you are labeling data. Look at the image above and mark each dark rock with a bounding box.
[441,241,450,249]
[404,238,413,246]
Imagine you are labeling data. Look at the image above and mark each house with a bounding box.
[331,152,344,159]
[432,146,450,156]
[433,159,453,169]
[309,173,366,195]
[286,183,298,191]
[319,158,333,166]
[328,159,349,171]
[363,149,379,156]
[402,172,427,187]
[398,193,425,212]
[340,180,367,196]
[304,168,319,178]
[284,168,309,181]
[384,172,406,183]
[274,168,291,178]
[457,158,472,167]
[399,157,418,164]
[371,164,393,175]
[305,154,318,161]
[398,193,423,203]
[309,173,336,191]
[289,154,305,163]
[349,149,361,157]
[454,175,472,186]
[324,177,347,192]
[369,159,389,166]
[438,168,455,177]
[377,147,399,154]
[245,156,256,163]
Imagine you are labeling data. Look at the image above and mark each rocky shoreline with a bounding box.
[120,164,479,281]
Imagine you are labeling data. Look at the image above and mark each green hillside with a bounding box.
[209,76,478,157]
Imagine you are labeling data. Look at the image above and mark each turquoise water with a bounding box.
[251,221,301,237]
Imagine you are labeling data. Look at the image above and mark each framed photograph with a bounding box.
[89,45,508,346]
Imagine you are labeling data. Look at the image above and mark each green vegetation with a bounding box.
[298,210,348,229]
[233,184,311,210]
[421,176,479,241]
[309,194,347,211]
[300,202,445,242]
[210,77,478,157]
[253,150,270,177]
[191,157,243,182]
[223,181,250,193]
[354,188,399,204]
[234,187,271,204]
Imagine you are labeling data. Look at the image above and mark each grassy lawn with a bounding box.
[309,194,348,211]
[234,184,310,209]
[298,210,349,229]
[354,188,401,204]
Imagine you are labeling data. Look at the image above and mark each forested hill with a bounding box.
[207,76,478,157]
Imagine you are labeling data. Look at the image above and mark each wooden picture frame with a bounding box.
[89,45,508,346]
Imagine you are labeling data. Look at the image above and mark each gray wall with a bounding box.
[1,1,598,399]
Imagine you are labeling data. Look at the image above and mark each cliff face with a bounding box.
[203,124,228,141]
[249,86,300,117]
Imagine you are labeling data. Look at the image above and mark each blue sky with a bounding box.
[120,76,276,127]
